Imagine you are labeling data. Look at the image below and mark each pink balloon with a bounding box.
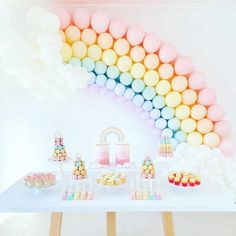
[174,56,193,75]
[198,87,217,106]
[126,25,145,46]
[72,8,90,29]
[188,71,206,90]
[109,19,127,39]
[55,8,70,30]
[219,139,235,156]
[91,12,109,34]
[158,44,177,63]
[207,104,225,121]
[214,120,230,137]
[143,33,161,53]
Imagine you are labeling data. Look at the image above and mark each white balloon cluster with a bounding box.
[174,143,236,198]
[0,6,90,99]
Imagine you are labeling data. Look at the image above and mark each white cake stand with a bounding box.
[48,158,72,180]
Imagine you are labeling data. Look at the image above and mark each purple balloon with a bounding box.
[118,96,125,103]
[141,111,149,120]
[107,91,115,99]
[100,87,108,95]
[135,107,143,114]
[152,128,161,138]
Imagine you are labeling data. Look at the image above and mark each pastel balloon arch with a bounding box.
[54,8,233,156]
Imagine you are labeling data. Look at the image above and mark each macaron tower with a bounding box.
[159,135,173,157]
[52,133,68,161]
[141,156,155,179]
[72,154,87,180]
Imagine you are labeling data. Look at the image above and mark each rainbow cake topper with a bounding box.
[53,7,234,156]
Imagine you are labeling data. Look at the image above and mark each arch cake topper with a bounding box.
[54,7,234,155]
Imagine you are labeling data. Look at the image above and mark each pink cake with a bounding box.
[115,143,130,165]
[94,143,109,165]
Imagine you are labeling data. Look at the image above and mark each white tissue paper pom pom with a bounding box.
[40,12,60,33]
[27,7,46,28]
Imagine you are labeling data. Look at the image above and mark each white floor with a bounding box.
[0,213,236,236]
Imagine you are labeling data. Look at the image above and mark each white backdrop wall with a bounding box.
[0,1,236,192]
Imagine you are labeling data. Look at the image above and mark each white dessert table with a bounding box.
[0,178,235,236]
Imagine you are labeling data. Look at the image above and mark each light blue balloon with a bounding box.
[143,101,153,112]
[152,95,165,109]
[142,86,156,101]
[150,108,161,119]
[174,130,187,143]
[82,57,95,72]
[131,79,145,93]
[88,72,96,85]
[124,88,135,100]
[132,94,144,107]
[114,83,125,96]
[106,65,120,79]
[168,118,180,131]
[96,74,107,87]
[155,118,167,129]
[94,61,107,75]
[170,138,178,150]
[162,128,173,138]
[161,106,175,120]
[120,72,133,86]
[69,57,81,66]
[106,79,116,90]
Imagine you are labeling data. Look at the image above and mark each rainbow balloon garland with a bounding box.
[54,8,234,155]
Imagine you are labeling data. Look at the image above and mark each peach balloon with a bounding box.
[144,54,159,69]
[97,33,113,50]
[182,89,197,105]
[207,104,225,122]
[187,132,203,146]
[72,8,90,29]
[158,63,174,79]
[198,87,217,106]
[213,120,230,137]
[91,12,109,34]
[188,71,206,90]
[159,44,177,63]
[55,8,70,30]
[143,33,161,53]
[191,104,207,120]
[114,38,130,56]
[65,25,80,44]
[219,139,235,156]
[126,25,145,46]
[197,118,213,134]
[130,46,146,62]
[203,132,220,148]
[174,56,193,75]
[171,76,188,92]
[81,28,97,45]
[109,19,127,39]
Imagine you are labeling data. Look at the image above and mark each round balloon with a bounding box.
[165,91,182,108]
[181,118,196,133]
[187,132,203,146]
[203,132,220,148]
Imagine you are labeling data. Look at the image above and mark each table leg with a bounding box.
[49,212,63,236]
[161,212,175,236]
[107,212,116,236]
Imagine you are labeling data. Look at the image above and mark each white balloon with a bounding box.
[27,7,46,28]
[40,12,60,33]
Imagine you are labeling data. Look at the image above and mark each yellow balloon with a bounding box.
[156,80,170,95]
[61,43,72,62]
[171,76,188,92]
[117,56,132,72]
[203,132,220,148]
[59,30,66,42]
[87,45,102,62]
[187,132,203,146]
[65,25,80,44]
[130,63,146,79]
[144,70,159,86]
[72,41,87,59]
[181,118,197,133]
[175,104,190,120]
[191,104,207,120]
[102,49,117,66]
[165,91,182,107]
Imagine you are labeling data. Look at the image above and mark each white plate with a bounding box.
[48,158,72,164]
